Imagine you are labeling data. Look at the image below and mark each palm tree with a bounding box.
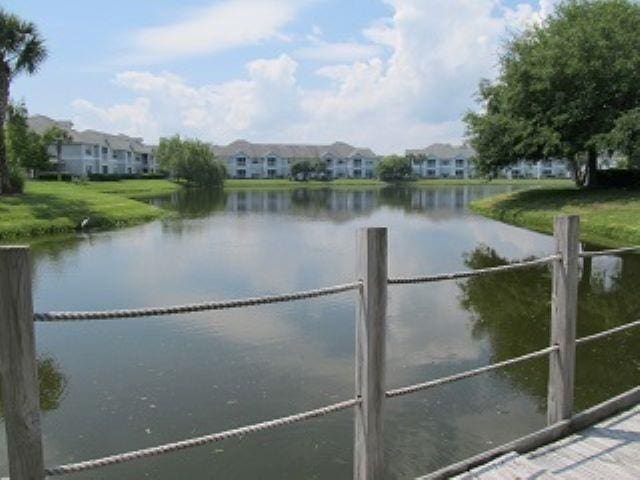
[0,9,47,194]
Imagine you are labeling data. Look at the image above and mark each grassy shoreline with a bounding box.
[0,180,181,240]
[471,187,640,247]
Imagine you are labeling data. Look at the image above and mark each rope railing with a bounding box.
[44,397,360,476]
[33,281,361,322]
[580,246,640,258]
[576,318,640,345]
[386,345,559,399]
[388,255,558,285]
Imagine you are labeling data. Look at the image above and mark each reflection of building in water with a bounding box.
[213,140,378,179]
[409,188,469,210]
[223,187,496,220]
[225,189,378,215]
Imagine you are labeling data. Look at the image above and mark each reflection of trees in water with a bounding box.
[153,188,227,217]
[458,245,640,412]
[147,185,517,224]
[1,356,67,418]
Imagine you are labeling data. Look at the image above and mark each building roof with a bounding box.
[27,115,155,154]
[212,140,377,159]
[406,143,475,159]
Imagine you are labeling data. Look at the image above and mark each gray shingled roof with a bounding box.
[406,143,475,159]
[213,140,377,159]
[27,115,154,153]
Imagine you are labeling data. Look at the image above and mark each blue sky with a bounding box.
[6,0,556,153]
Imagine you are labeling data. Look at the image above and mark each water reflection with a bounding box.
[459,245,640,410]
[151,185,522,222]
[2,185,637,479]
[0,356,67,417]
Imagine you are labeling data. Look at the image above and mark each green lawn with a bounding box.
[409,178,573,187]
[471,187,640,247]
[0,180,181,240]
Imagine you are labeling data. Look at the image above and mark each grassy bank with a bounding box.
[471,187,640,246]
[410,178,573,187]
[0,180,181,240]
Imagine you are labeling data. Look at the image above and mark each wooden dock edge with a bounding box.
[419,385,640,480]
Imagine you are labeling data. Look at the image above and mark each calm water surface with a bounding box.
[1,185,639,479]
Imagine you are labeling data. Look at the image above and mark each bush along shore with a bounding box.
[471,187,640,247]
[0,180,181,240]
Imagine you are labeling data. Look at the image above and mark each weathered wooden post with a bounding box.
[354,228,387,480]
[0,246,45,480]
[547,216,580,425]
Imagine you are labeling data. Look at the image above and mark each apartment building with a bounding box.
[406,144,476,179]
[212,140,378,179]
[27,115,157,176]
[407,143,571,179]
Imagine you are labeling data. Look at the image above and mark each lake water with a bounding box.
[1,185,639,479]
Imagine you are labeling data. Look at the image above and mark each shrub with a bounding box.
[597,169,640,188]
[376,155,413,181]
[36,172,73,181]
[7,163,25,193]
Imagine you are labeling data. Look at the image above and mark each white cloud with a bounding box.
[71,97,160,140]
[295,41,382,62]
[126,0,307,63]
[74,1,559,153]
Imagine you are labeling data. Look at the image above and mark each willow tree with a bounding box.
[465,0,640,187]
[0,9,47,194]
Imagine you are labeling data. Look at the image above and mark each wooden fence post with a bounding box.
[0,246,45,480]
[547,216,580,425]
[354,228,387,480]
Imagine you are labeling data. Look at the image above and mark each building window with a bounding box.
[427,169,436,177]
[86,165,93,174]
[353,169,362,177]
[102,165,108,174]
[455,169,464,178]
[267,169,277,178]
[127,167,133,174]
[441,160,450,167]
[236,157,246,166]
[338,159,344,165]
[353,158,362,167]
[427,159,436,168]
[456,159,465,167]
[236,169,246,178]
[85,146,92,156]
[252,159,260,164]
[102,147,108,158]
[267,157,276,167]
[112,151,118,159]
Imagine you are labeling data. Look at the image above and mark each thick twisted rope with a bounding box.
[44,397,359,476]
[579,246,640,258]
[34,282,361,321]
[388,255,558,285]
[576,318,640,345]
[386,345,558,399]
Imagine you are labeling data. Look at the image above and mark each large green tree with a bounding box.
[5,101,52,174]
[0,9,47,194]
[376,155,412,181]
[156,134,226,187]
[465,0,640,187]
